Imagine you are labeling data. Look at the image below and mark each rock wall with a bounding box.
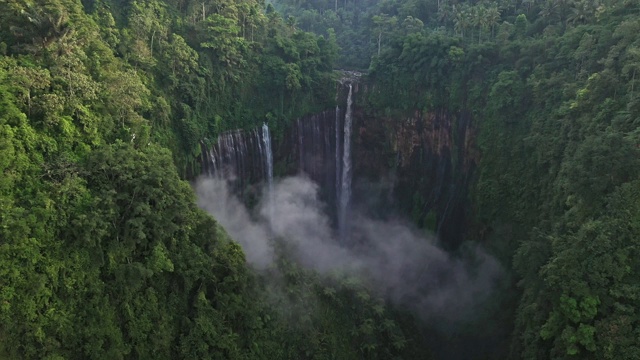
[351,103,478,249]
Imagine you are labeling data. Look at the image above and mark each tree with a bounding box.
[486,5,501,38]
[127,0,170,63]
[5,0,75,55]
[514,13,528,38]
[372,13,397,56]
[200,13,247,78]
[622,46,640,98]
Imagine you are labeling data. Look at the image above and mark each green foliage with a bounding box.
[4,0,640,357]
[0,132,256,358]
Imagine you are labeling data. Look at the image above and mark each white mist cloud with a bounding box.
[195,178,274,270]
[195,175,502,322]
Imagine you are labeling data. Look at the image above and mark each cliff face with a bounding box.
[276,109,341,212]
[199,80,478,248]
[275,81,478,248]
[351,100,478,249]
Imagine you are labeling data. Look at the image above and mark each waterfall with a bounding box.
[338,84,353,239]
[292,82,354,238]
[204,125,274,193]
[335,105,341,210]
[254,127,265,181]
[262,123,273,187]
[200,79,360,237]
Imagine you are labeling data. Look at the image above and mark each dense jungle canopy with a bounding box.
[1,0,639,358]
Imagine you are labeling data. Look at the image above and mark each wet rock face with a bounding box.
[351,106,478,249]
[277,109,341,214]
[275,82,358,229]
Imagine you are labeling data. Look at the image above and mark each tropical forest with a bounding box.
[0,0,639,359]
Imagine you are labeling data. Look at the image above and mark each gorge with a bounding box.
[195,76,502,359]
[2,0,639,359]
[199,76,477,249]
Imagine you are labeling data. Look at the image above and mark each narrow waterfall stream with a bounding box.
[262,123,273,188]
[338,84,353,240]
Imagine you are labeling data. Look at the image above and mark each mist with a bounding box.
[195,175,502,323]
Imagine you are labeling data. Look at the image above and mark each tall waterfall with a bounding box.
[262,123,273,188]
[338,84,353,239]
[335,105,341,213]
[292,82,355,237]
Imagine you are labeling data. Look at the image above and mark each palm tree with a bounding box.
[486,5,501,38]
[452,5,464,38]
[567,1,591,25]
[470,5,483,44]
[286,15,297,33]
[10,1,73,55]
[538,0,560,25]
[437,2,452,27]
